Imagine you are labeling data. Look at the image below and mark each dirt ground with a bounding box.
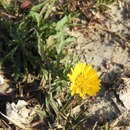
[68,0,130,129]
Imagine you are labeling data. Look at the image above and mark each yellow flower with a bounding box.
[68,62,101,99]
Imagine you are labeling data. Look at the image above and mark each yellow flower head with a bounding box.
[68,62,101,99]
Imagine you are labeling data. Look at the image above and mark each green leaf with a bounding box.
[43,0,56,20]
[57,36,75,54]
[0,0,9,8]
[46,35,56,50]
[56,15,71,31]
[29,11,42,26]
[31,1,47,12]
[41,69,49,81]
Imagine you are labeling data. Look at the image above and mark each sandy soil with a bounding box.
[69,0,130,129]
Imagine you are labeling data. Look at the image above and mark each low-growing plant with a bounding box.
[36,62,101,129]
[0,1,102,129]
[0,0,74,82]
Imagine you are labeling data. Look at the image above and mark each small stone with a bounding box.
[0,75,14,95]
[0,75,4,85]
[117,78,130,110]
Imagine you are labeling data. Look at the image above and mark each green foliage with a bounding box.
[0,2,82,127]
[0,0,113,129]
[0,1,74,82]
[0,2,85,127]
[0,0,8,8]
[101,123,109,130]
[96,0,116,3]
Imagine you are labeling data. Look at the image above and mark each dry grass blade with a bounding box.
[0,112,28,129]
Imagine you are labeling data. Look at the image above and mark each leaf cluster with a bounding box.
[0,0,74,82]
